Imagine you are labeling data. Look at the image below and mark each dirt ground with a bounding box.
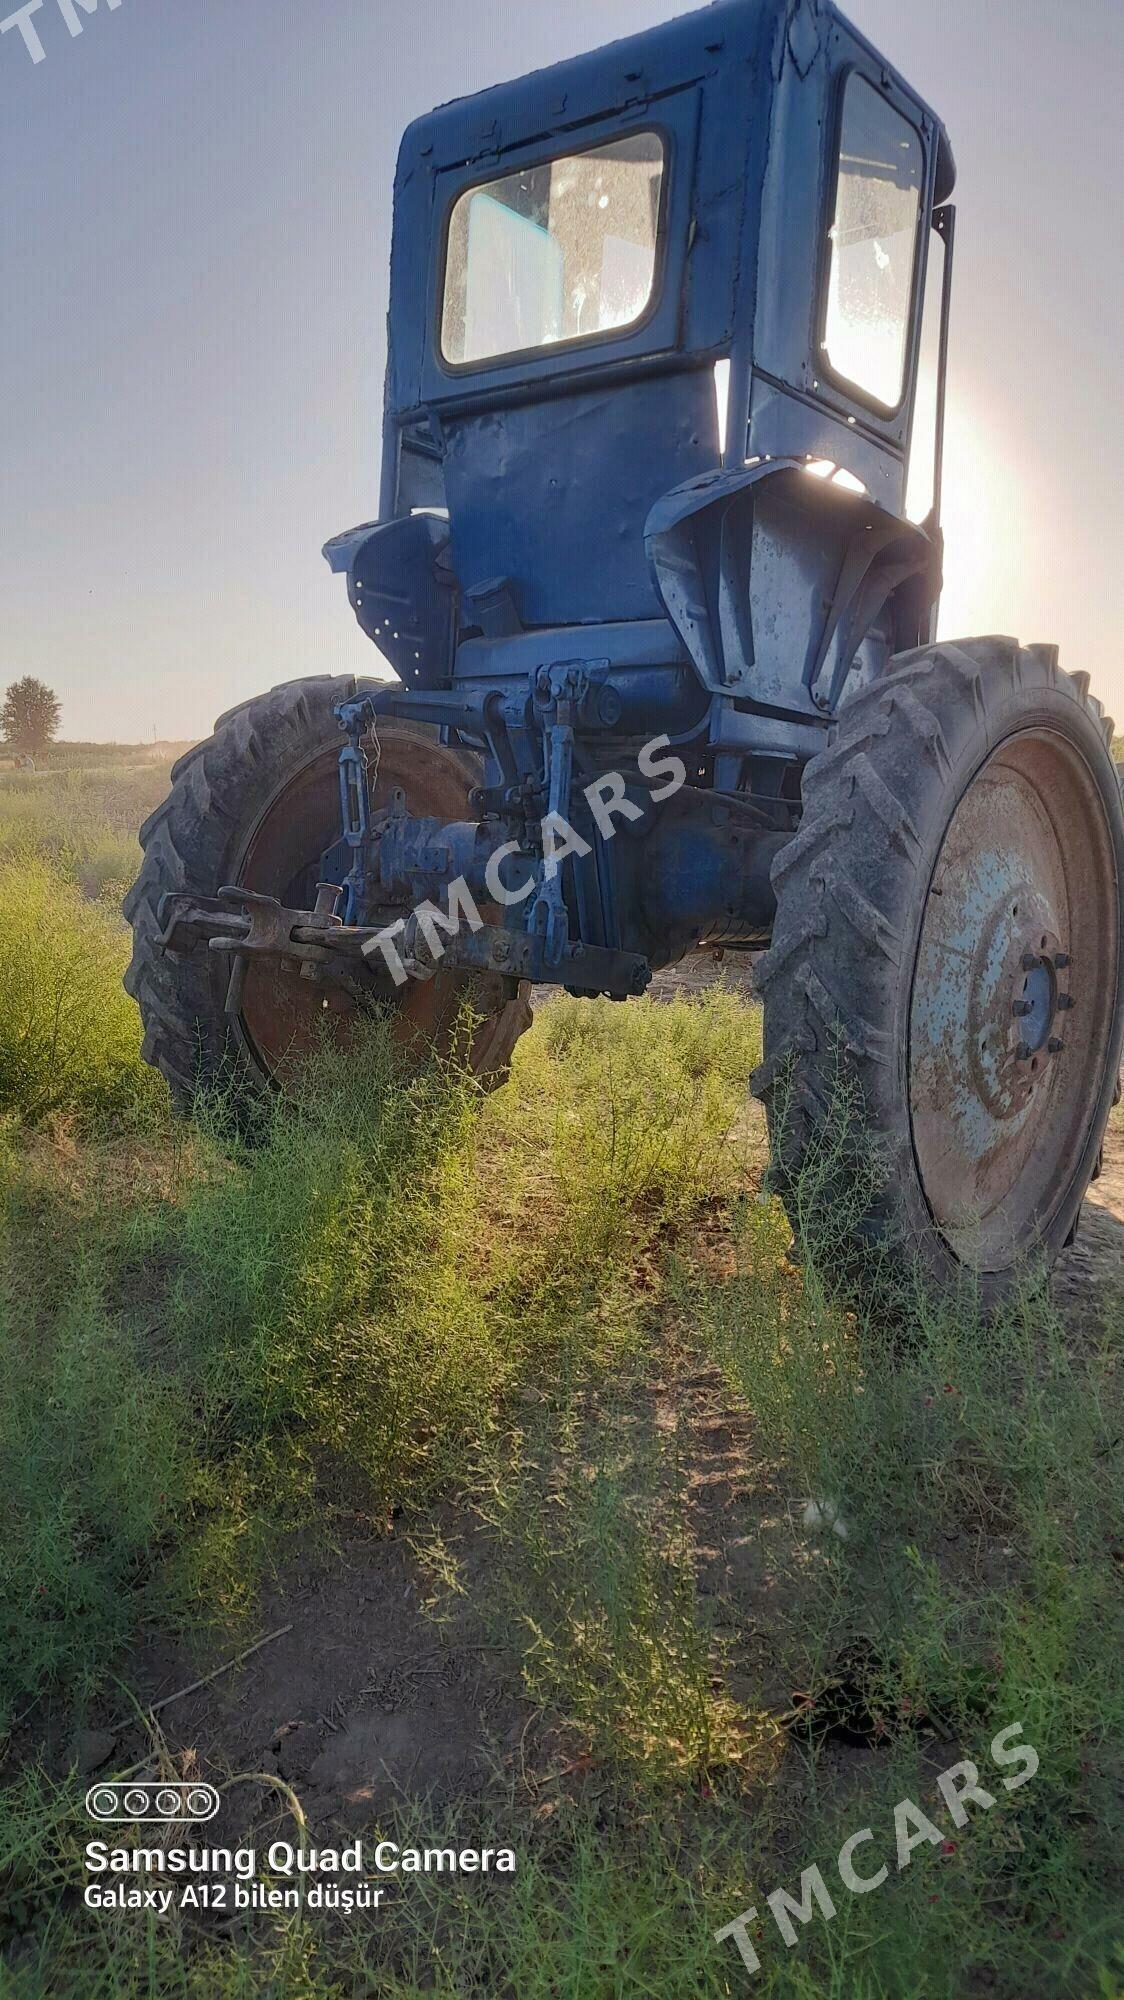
[48,960,1122,1868]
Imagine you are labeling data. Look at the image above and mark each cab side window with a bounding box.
[823,77,923,411]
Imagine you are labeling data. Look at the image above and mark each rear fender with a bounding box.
[645,459,940,717]
[322,513,457,690]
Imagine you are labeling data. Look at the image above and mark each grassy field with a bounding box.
[0,748,1121,1999]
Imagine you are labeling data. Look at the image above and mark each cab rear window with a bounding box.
[440,132,666,369]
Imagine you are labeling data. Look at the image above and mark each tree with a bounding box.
[2,677,61,754]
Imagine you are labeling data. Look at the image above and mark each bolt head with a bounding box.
[1048,1037,1064,1054]
[1022,952,1039,971]
[1013,999,1033,1017]
[1058,993,1076,1011]
[1015,1041,1033,1061]
[1053,952,1070,970]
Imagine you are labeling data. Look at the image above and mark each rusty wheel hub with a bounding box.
[909,729,1118,1271]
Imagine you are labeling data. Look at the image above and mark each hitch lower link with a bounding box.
[156,883,390,1013]
[156,879,650,1007]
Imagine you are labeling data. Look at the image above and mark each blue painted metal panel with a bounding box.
[440,368,719,624]
[453,618,687,686]
[747,376,901,508]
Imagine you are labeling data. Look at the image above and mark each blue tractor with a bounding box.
[126,0,1124,1302]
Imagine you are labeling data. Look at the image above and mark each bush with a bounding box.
[0,859,154,1123]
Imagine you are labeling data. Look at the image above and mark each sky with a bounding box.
[1,0,1122,742]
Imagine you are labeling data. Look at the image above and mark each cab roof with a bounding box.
[398,0,952,194]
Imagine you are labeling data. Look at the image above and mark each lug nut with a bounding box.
[1048,1037,1064,1054]
[1015,1041,1033,1061]
[1058,993,1076,1011]
[1013,999,1033,1016]
[1054,952,1070,970]
[1021,952,1039,971]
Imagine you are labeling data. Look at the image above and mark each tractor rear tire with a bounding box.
[754,638,1124,1307]
[123,675,532,1114]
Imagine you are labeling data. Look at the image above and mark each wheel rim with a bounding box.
[233,730,495,1085]
[909,728,1119,1271]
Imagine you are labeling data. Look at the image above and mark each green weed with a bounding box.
[0,1271,189,1729]
[0,861,156,1124]
[478,1376,757,1785]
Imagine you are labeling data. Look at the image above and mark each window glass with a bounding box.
[905,220,946,522]
[441,133,665,367]
[823,77,923,409]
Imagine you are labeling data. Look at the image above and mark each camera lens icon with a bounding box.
[85,1781,220,1824]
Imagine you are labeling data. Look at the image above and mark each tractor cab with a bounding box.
[328,0,955,758]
